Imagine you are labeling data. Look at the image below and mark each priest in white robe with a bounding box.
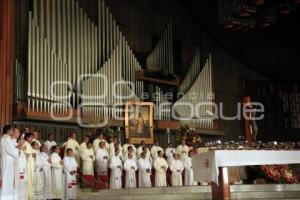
[64,133,81,165]
[40,144,52,199]
[122,139,137,157]
[176,140,189,161]
[63,148,78,200]
[109,148,123,189]
[24,132,36,200]
[18,134,28,200]
[154,150,168,187]
[165,143,176,165]
[81,142,95,176]
[124,153,137,188]
[151,141,164,160]
[170,153,184,186]
[43,133,57,153]
[123,146,137,161]
[137,140,149,158]
[50,145,64,199]
[182,152,194,186]
[93,133,109,152]
[109,137,122,158]
[137,152,152,188]
[0,126,20,200]
[32,141,44,200]
[95,142,109,176]
[79,135,91,156]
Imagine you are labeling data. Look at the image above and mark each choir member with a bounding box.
[124,153,138,188]
[0,126,20,200]
[18,134,28,200]
[122,139,137,157]
[165,143,176,165]
[151,141,164,159]
[80,135,91,156]
[154,150,168,187]
[24,132,35,199]
[176,139,189,161]
[40,144,53,199]
[93,133,109,152]
[44,133,57,152]
[137,140,149,158]
[63,148,78,200]
[183,151,194,186]
[81,142,95,176]
[32,131,41,148]
[109,148,123,189]
[109,137,121,158]
[64,133,80,165]
[170,153,184,186]
[32,141,44,199]
[124,146,137,161]
[95,141,109,176]
[50,145,64,199]
[137,152,152,188]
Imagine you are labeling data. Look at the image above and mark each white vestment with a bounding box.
[137,158,152,188]
[33,150,44,200]
[95,148,109,176]
[0,135,20,200]
[40,152,52,199]
[50,152,64,199]
[44,140,57,152]
[81,148,95,175]
[176,145,189,161]
[24,141,35,200]
[79,142,87,156]
[32,139,41,148]
[151,145,164,160]
[92,138,109,152]
[165,147,176,165]
[109,156,122,189]
[109,142,122,158]
[124,159,137,188]
[18,150,28,200]
[64,139,80,165]
[183,157,194,186]
[63,156,78,200]
[170,159,184,186]
[122,143,137,157]
[154,157,168,187]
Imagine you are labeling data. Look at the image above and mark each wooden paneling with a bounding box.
[0,0,14,132]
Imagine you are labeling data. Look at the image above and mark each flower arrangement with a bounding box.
[260,165,297,184]
[175,122,202,146]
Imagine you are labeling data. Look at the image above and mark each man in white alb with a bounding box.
[153,150,168,187]
[170,153,184,186]
[176,139,189,161]
[124,153,137,188]
[182,151,194,186]
[137,152,152,188]
[165,143,176,165]
[93,133,109,152]
[95,141,109,176]
[109,148,123,189]
[151,141,164,160]
[44,133,57,152]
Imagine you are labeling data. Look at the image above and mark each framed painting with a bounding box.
[125,101,154,144]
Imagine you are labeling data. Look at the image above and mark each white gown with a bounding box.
[151,145,164,160]
[153,157,168,187]
[124,159,137,188]
[40,152,52,199]
[0,135,20,200]
[176,145,189,161]
[33,150,44,200]
[93,138,109,152]
[170,159,184,186]
[109,156,122,189]
[165,147,176,165]
[95,148,109,176]
[44,140,57,152]
[137,158,152,188]
[18,150,28,200]
[183,157,194,186]
[24,141,35,200]
[81,148,95,175]
[50,152,64,199]
[63,156,78,200]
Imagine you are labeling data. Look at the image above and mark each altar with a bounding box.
[192,150,300,200]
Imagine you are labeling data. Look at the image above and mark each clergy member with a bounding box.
[109,148,123,189]
[154,150,168,187]
[151,141,164,159]
[122,139,137,157]
[93,133,109,152]
[32,141,44,199]
[183,151,194,186]
[165,143,176,165]
[63,148,78,200]
[176,139,189,161]
[40,144,53,199]
[124,153,137,188]
[124,146,137,161]
[80,135,91,156]
[137,152,152,188]
[32,131,41,148]
[95,141,109,176]
[50,145,64,199]
[0,126,20,200]
[24,132,36,200]
[64,132,80,164]
[44,133,57,152]
[170,153,184,186]
[114,142,123,160]
[137,140,149,158]
[18,134,28,200]
[109,137,121,158]
[81,142,95,176]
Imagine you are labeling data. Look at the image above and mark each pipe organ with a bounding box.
[15,59,26,103]
[154,86,172,121]
[174,55,214,129]
[146,19,174,75]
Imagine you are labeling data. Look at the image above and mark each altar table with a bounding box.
[192,150,300,200]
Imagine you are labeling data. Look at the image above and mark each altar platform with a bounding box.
[78,184,300,200]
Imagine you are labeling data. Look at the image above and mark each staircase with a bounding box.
[78,184,300,200]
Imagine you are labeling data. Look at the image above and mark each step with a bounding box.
[78,184,300,200]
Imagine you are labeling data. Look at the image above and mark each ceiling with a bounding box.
[182,0,300,81]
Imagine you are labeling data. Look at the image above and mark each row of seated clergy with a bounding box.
[80,142,194,189]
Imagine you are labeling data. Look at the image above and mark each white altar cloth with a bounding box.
[192,150,300,184]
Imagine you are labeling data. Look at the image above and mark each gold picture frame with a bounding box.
[125,101,154,144]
